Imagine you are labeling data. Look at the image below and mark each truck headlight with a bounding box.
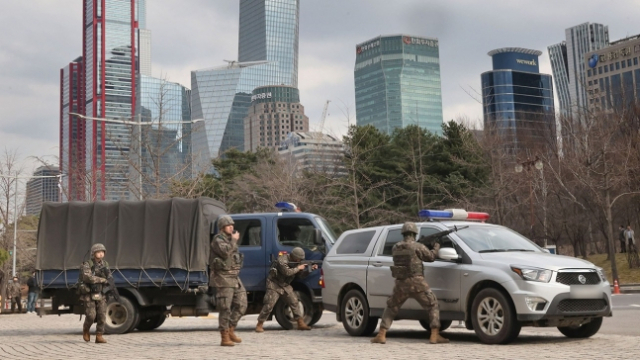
[596,268,607,282]
[511,266,552,283]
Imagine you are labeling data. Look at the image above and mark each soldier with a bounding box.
[210,215,247,347]
[255,247,317,332]
[7,276,23,313]
[371,222,449,345]
[79,243,112,343]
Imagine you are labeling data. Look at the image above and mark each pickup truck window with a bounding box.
[235,219,262,246]
[277,218,317,249]
[335,231,376,254]
[380,229,403,256]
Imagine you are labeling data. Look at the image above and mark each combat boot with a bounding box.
[95,333,107,344]
[228,326,242,343]
[296,318,311,330]
[82,324,90,342]
[371,328,387,344]
[220,330,235,347]
[429,328,449,344]
[255,321,264,333]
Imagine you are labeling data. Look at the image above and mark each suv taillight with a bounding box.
[319,268,325,288]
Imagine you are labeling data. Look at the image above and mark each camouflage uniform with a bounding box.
[8,278,22,313]
[257,253,306,322]
[80,257,111,334]
[210,231,247,331]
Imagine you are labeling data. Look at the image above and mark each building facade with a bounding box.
[278,132,344,176]
[191,0,300,168]
[60,57,85,201]
[244,85,309,151]
[25,166,60,216]
[585,34,640,113]
[83,0,144,200]
[548,23,609,118]
[354,35,443,135]
[481,48,555,149]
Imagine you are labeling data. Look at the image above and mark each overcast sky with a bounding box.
[2,0,640,175]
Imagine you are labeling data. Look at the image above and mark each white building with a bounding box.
[278,132,344,176]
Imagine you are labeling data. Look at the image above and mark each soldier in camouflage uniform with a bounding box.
[79,243,112,344]
[210,215,247,347]
[371,222,449,345]
[255,247,317,332]
[7,276,23,313]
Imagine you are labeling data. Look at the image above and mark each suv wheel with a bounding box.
[558,317,603,338]
[341,289,378,336]
[471,288,521,344]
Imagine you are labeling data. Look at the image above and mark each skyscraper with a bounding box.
[191,0,300,168]
[481,48,555,149]
[354,35,443,135]
[25,166,60,216]
[548,23,609,118]
[83,0,144,200]
[60,56,85,201]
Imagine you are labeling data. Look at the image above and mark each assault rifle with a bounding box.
[418,225,468,250]
[288,260,323,273]
[102,276,120,302]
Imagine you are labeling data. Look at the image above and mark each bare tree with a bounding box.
[0,148,23,311]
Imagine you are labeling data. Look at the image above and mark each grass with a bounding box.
[579,253,640,284]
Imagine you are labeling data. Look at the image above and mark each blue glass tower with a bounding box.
[481,48,555,148]
[192,0,300,168]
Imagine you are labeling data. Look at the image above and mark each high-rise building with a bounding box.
[25,166,60,216]
[278,132,344,176]
[60,56,85,201]
[83,0,145,200]
[548,23,609,118]
[244,85,309,152]
[133,75,192,198]
[481,48,555,149]
[191,0,300,168]
[585,34,640,113]
[354,35,443,135]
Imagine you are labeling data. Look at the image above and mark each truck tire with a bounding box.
[275,291,313,330]
[420,319,451,332]
[558,317,603,338]
[136,306,167,331]
[105,297,140,334]
[308,303,323,326]
[340,289,378,336]
[471,288,521,344]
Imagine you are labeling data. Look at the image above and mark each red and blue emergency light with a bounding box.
[419,209,490,221]
[275,202,299,212]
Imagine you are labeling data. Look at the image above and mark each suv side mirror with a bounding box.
[438,247,460,261]
[313,229,324,245]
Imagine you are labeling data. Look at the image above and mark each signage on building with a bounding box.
[597,45,640,63]
[515,59,537,66]
[402,36,438,47]
[588,54,599,68]
[356,39,381,54]
[251,92,272,102]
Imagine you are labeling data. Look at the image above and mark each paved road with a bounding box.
[1,309,639,360]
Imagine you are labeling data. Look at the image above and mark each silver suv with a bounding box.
[322,218,612,344]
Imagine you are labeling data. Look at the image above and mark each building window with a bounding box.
[610,64,615,72]
[622,61,626,69]
[599,66,603,74]
[616,62,620,70]
[588,80,593,86]
[628,59,632,67]
[604,66,608,73]
[588,69,592,77]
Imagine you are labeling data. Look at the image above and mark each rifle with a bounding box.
[418,225,468,250]
[288,260,323,273]
[102,276,120,302]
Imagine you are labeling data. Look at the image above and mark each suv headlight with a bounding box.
[596,267,607,282]
[511,266,552,283]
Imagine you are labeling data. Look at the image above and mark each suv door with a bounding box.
[366,228,401,310]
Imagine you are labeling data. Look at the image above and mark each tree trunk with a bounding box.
[605,192,619,283]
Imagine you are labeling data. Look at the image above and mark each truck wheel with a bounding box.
[136,306,167,331]
[558,317,602,338]
[471,288,521,344]
[275,291,313,330]
[308,303,323,326]
[105,297,140,334]
[341,289,378,336]
[420,319,451,332]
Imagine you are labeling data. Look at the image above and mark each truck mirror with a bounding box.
[313,229,324,246]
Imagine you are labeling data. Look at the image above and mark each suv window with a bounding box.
[277,218,317,249]
[234,219,262,247]
[336,231,376,254]
[380,229,403,256]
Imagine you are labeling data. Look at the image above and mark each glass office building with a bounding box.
[191,0,300,169]
[25,166,60,216]
[60,57,85,201]
[354,35,443,135]
[481,48,555,149]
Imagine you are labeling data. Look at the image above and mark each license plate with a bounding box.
[570,286,601,299]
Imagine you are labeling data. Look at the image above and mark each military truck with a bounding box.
[35,198,335,334]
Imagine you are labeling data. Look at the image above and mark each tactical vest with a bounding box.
[76,259,109,295]
[269,255,295,285]
[212,245,244,273]
[390,248,423,280]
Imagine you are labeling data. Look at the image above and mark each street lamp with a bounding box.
[69,113,203,200]
[515,157,543,240]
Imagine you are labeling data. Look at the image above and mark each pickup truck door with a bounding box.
[235,217,268,292]
[366,228,401,311]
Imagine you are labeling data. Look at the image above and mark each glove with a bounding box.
[433,242,441,251]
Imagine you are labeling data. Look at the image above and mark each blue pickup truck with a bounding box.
[35,198,336,333]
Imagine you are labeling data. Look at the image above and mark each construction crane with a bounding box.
[318,100,331,133]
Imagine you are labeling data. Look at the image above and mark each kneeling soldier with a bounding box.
[255,247,318,332]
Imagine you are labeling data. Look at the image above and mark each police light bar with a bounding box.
[275,202,298,212]
[419,209,490,221]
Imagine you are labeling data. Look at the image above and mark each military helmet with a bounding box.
[401,222,418,235]
[217,215,235,229]
[291,247,305,261]
[91,243,107,255]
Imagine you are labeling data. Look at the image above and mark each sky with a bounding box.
[2,0,640,177]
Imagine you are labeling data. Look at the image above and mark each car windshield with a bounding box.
[316,216,337,244]
[453,225,542,253]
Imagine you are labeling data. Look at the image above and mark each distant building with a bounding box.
[481,48,555,149]
[585,34,640,113]
[60,56,85,201]
[244,85,309,151]
[278,132,344,176]
[26,166,60,216]
[354,34,443,135]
